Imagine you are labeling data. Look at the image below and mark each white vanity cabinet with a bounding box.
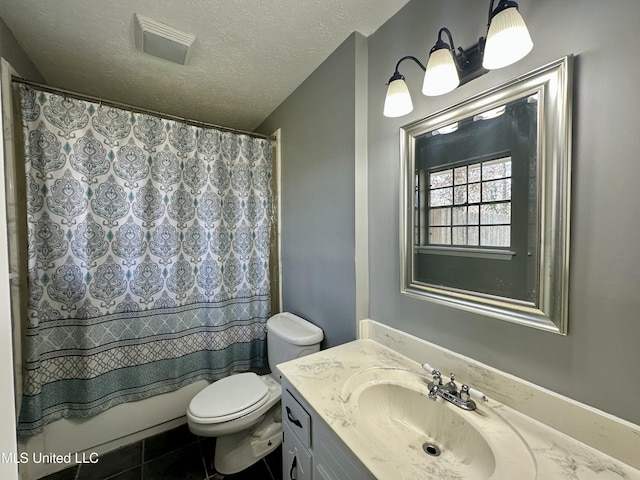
[282,383,312,480]
[281,379,374,480]
[282,420,312,480]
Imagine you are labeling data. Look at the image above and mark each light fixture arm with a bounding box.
[488,0,498,23]
[388,43,486,90]
[433,27,469,72]
[389,55,426,83]
[435,28,456,54]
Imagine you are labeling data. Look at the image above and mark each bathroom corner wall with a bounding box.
[367,0,640,426]
[256,32,369,348]
[0,18,44,82]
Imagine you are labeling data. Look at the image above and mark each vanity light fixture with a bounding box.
[422,28,460,97]
[383,0,533,117]
[482,1,533,70]
[383,66,417,118]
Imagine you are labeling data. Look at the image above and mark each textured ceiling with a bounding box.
[0,0,409,131]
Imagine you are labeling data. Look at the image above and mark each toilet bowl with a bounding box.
[187,372,281,437]
[186,312,323,475]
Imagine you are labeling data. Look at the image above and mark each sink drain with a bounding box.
[422,443,441,457]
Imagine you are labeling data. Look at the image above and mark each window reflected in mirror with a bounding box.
[400,56,572,334]
[414,94,536,303]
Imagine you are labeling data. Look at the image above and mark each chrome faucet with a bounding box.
[443,372,458,393]
[423,364,487,411]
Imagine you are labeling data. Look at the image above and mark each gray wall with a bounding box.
[258,0,640,424]
[0,18,43,81]
[257,33,368,348]
[368,0,640,425]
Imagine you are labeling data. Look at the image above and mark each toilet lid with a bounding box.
[189,372,269,421]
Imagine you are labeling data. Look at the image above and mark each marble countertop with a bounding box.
[278,339,640,480]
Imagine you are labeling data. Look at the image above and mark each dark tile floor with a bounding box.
[37,423,282,480]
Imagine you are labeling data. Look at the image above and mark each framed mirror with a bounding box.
[400,56,572,334]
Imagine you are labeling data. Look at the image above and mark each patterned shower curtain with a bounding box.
[16,84,273,437]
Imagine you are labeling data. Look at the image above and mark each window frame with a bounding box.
[422,155,513,250]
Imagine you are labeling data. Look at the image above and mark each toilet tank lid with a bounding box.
[267,312,323,346]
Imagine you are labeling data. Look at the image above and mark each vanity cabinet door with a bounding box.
[283,422,312,480]
[281,379,375,480]
[283,388,312,447]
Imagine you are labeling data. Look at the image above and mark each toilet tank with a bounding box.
[267,312,323,381]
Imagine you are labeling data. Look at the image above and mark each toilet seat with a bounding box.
[188,372,270,424]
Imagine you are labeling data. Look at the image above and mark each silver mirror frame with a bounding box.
[400,56,573,334]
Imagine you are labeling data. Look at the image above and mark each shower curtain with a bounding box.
[16,84,273,437]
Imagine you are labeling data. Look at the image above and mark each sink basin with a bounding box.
[341,368,536,480]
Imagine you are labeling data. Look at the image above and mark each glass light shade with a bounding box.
[422,48,460,96]
[384,78,413,117]
[482,6,533,70]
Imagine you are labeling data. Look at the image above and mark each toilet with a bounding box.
[187,312,323,475]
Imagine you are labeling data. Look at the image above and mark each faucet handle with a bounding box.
[422,363,436,374]
[432,370,442,385]
[422,363,443,385]
[461,384,489,403]
[460,384,471,402]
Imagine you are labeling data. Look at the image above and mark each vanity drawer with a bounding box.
[283,388,312,447]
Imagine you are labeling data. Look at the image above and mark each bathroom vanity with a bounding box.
[279,336,640,480]
[282,385,372,479]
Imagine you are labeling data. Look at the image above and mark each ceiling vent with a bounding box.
[134,13,195,65]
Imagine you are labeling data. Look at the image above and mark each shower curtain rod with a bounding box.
[11,75,276,142]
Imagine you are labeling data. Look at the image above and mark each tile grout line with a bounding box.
[103,465,142,480]
[140,438,146,479]
[262,457,275,480]
[197,438,209,480]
